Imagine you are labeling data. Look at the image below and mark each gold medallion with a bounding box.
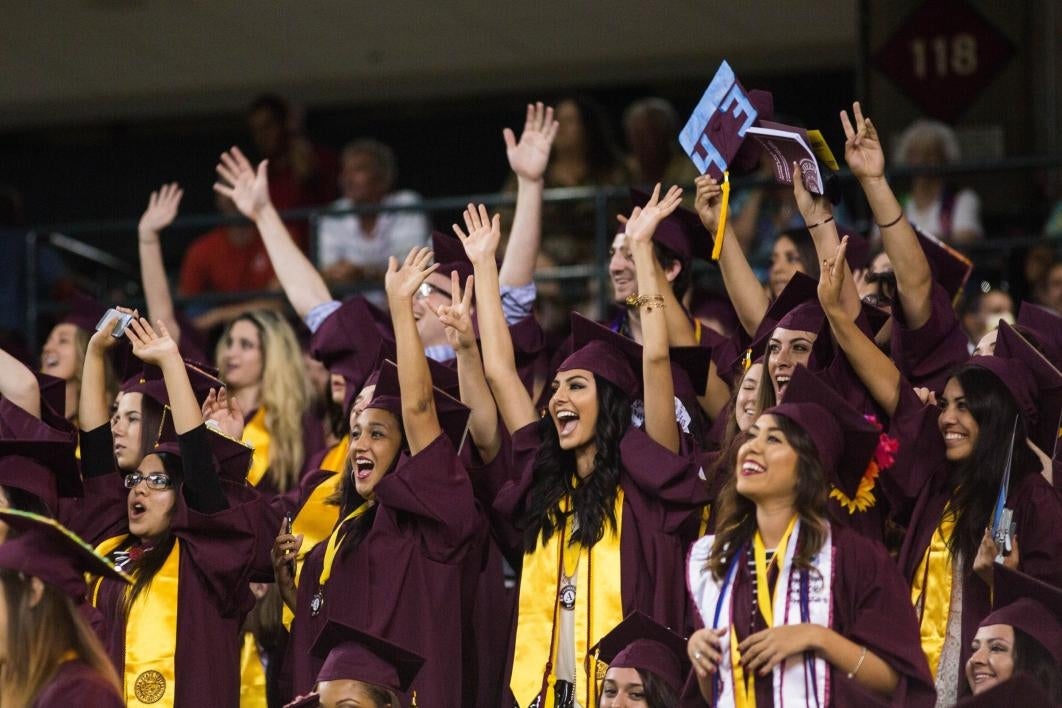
[134,669,166,703]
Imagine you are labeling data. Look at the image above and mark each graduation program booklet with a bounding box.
[745,120,827,195]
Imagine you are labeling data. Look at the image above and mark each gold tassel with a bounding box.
[711,170,731,261]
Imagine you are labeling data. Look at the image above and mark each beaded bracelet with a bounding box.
[625,294,665,312]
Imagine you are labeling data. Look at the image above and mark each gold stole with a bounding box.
[238,632,268,708]
[243,407,271,487]
[911,505,956,677]
[281,437,349,628]
[510,490,625,707]
[93,535,181,707]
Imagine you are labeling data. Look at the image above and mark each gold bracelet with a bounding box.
[847,645,868,679]
[625,294,665,311]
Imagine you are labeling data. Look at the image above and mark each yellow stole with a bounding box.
[911,505,956,677]
[238,632,268,708]
[281,437,349,628]
[93,535,180,708]
[243,407,271,487]
[510,490,625,707]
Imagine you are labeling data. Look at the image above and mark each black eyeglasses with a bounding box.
[123,472,173,490]
[415,282,452,301]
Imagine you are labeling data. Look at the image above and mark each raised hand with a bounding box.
[88,306,137,354]
[125,317,180,366]
[818,236,849,319]
[623,183,683,247]
[437,271,476,351]
[202,387,245,440]
[694,175,723,232]
[385,246,439,302]
[213,146,272,220]
[973,528,1019,589]
[840,101,885,182]
[138,183,184,235]
[503,101,559,182]
[452,203,502,265]
[792,162,832,225]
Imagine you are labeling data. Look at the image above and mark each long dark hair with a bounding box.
[1014,627,1062,703]
[775,229,820,281]
[556,95,625,181]
[639,668,680,708]
[708,414,829,581]
[120,452,182,613]
[945,366,1038,566]
[521,375,631,553]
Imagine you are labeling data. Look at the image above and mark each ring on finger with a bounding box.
[694,650,703,660]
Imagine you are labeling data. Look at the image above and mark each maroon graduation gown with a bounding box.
[680,525,936,707]
[890,282,969,394]
[493,421,704,702]
[33,659,124,708]
[68,435,263,708]
[887,383,1062,698]
[283,433,483,707]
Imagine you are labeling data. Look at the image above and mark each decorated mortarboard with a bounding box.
[629,188,712,265]
[366,360,471,453]
[1016,301,1062,365]
[311,619,424,708]
[767,365,896,500]
[587,612,689,696]
[979,564,1062,665]
[120,358,223,408]
[0,435,82,513]
[565,313,711,402]
[971,322,1062,452]
[954,672,1052,705]
[431,230,475,283]
[0,509,130,601]
[915,228,972,303]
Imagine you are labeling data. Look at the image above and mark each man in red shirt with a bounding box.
[178,195,277,295]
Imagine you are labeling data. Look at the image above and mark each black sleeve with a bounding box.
[178,424,229,514]
[79,424,117,479]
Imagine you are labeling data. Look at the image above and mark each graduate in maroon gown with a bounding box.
[70,317,264,707]
[275,246,481,706]
[959,564,1062,704]
[589,611,690,708]
[0,509,128,707]
[455,192,706,707]
[817,237,1062,703]
[684,367,935,707]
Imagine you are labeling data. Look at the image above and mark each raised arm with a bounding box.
[125,318,202,434]
[454,205,537,433]
[0,347,41,418]
[213,147,332,320]
[819,238,902,417]
[79,309,132,431]
[695,175,769,335]
[137,183,184,342]
[841,102,932,328]
[437,270,502,462]
[792,162,861,321]
[384,247,442,455]
[498,102,558,288]
[625,184,682,453]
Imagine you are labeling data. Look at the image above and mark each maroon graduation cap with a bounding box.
[565,312,711,402]
[588,611,689,696]
[735,272,823,369]
[59,291,109,332]
[431,230,475,283]
[1016,301,1062,365]
[310,296,398,412]
[120,359,223,408]
[915,228,972,303]
[629,188,712,266]
[366,360,471,453]
[0,435,82,514]
[151,408,254,484]
[767,365,884,498]
[979,564,1062,666]
[0,509,130,601]
[311,619,424,708]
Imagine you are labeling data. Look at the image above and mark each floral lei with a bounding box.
[829,414,900,514]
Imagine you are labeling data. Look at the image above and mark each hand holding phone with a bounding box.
[95,308,134,339]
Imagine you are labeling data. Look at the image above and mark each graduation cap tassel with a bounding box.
[711,171,731,261]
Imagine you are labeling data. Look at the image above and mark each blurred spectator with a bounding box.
[960,286,1014,351]
[316,139,429,286]
[622,98,698,187]
[179,194,276,297]
[246,93,338,246]
[894,119,983,245]
[1042,260,1062,314]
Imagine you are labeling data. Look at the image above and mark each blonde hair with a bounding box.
[217,310,310,492]
[0,570,122,705]
[895,119,961,166]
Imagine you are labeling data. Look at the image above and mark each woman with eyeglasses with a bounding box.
[70,315,265,707]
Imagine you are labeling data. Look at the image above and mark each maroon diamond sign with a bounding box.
[873,0,1014,123]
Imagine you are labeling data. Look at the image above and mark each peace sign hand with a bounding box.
[840,101,885,182]
[437,271,477,351]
